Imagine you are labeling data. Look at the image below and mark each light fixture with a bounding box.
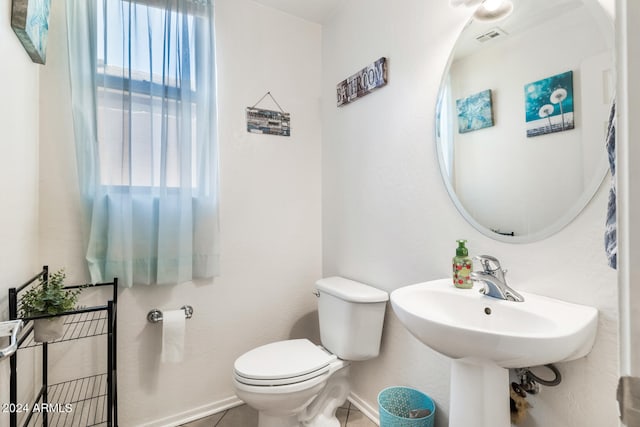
[473,0,514,22]
[482,0,505,12]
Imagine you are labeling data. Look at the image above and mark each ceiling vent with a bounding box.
[475,27,508,42]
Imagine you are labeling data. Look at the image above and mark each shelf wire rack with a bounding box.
[24,374,109,427]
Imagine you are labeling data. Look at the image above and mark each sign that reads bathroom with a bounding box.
[336,57,388,107]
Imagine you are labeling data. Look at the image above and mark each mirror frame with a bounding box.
[434,0,614,243]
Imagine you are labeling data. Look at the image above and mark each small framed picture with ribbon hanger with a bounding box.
[246,92,291,136]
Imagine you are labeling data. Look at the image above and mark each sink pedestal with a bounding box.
[390,279,599,427]
[450,360,510,427]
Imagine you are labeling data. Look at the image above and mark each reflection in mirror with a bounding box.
[436,0,614,243]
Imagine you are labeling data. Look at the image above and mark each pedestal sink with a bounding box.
[390,279,598,427]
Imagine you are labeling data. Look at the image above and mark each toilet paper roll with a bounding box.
[161,310,186,363]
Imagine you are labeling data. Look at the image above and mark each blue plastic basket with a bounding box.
[378,386,435,427]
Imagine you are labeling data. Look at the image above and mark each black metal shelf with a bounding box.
[24,374,109,427]
[19,311,109,349]
[8,266,118,427]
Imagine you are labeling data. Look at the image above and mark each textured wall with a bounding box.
[38,0,323,425]
[9,0,621,425]
[617,0,640,385]
[321,1,619,426]
[0,0,40,297]
[0,2,40,427]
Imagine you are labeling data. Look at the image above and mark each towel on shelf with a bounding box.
[605,100,617,269]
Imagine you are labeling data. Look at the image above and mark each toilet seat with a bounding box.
[234,339,337,386]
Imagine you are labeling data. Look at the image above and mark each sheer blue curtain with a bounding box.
[66,0,219,287]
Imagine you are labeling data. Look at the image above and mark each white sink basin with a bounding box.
[391,278,598,427]
[391,278,598,368]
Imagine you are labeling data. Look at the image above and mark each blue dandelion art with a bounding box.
[456,89,494,134]
[524,71,574,138]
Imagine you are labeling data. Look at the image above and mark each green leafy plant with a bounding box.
[20,269,83,318]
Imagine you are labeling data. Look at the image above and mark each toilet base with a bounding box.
[259,413,300,427]
[300,365,349,427]
[303,413,341,427]
[240,363,351,427]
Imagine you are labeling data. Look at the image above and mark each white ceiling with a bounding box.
[251,0,342,24]
[453,0,584,59]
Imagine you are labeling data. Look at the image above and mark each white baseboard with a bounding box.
[137,391,377,427]
[348,391,380,426]
[136,395,244,427]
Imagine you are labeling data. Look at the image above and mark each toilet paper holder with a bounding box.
[147,305,194,323]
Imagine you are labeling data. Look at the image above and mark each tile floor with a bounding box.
[180,401,377,427]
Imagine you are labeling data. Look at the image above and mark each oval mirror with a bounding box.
[435,0,614,243]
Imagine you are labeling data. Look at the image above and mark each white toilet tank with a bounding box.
[315,277,388,361]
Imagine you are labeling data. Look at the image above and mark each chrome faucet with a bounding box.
[470,255,525,302]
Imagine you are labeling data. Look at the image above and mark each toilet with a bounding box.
[233,276,388,427]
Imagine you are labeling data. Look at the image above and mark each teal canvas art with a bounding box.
[524,71,574,137]
[11,0,51,64]
[456,89,494,134]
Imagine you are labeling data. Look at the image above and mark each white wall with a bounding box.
[617,0,640,387]
[0,1,40,307]
[2,0,621,425]
[321,1,618,426]
[0,3,40,427]
[38,0,322,425]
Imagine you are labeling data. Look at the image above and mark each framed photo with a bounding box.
[524,71,574,137]
[456,89,494,134]
[246,107,291,137]
[11,0,51,64]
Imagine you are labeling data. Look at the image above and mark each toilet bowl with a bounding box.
[232,277,388,427]
[234,339,350,427]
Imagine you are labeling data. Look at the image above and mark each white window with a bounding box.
[95,1,204,188]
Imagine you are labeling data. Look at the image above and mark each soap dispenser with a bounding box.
[452,239,473,289]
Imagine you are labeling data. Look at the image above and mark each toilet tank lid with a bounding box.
[315,277,389,303]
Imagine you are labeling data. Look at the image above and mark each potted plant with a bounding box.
[20,269,83,342]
